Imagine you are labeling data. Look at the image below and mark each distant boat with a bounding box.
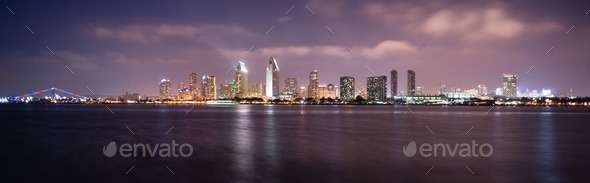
[206,100,238,105]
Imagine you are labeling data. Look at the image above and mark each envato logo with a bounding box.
[403,140,493,158]
[103,140,194,158]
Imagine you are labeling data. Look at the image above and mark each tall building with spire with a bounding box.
[308,70,319,98]
[235,61,248,98]
[159,79,171,100]
[391,69,397,97]
[266,57,280,97]
[407,69,416,96]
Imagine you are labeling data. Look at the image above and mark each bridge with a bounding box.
[13,87,87,100]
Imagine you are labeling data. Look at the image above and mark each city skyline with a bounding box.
[1,0,590,97]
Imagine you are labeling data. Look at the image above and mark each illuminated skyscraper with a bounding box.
[189,72,197,98]
[340,76,355,101]
[284,78,299,94]
[318,84,328,98]
[159,79,171,99]
[439,82,447,95]
[367,76,387,101]
[391,69,397,96]
[327,84,335,98]
[220,84,232,99]
[407,69,416,96]
[308,70,319,98]
[502,73,518,97]
[202,75,216,99]
[235,61,248,98]
[249,82,263,97]
[266,57,280,97]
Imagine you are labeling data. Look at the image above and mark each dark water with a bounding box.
[1,104,590,182]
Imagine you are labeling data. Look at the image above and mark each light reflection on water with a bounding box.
[2,104,590,182]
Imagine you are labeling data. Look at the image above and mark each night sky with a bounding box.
[1,0,589,96]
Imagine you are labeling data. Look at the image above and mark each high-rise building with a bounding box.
[235,61,248,98]
[327,84,335,98]
[391,69,397,96]
[407,69,416,96]
[477,84,488,96]
[502,73,518,97]
[159,79,171,100]
[265,57,280,97]
[367,76,387,101]
[202,75,216,99]
[308,70,319,98]
[318,84,328,98]
[220,84,232,99]
[189,72,197,98]
[340,76,355,101]
[249,82,264,97]
[416,86,424,96]
[439,82,447,95]
[284,78,299,94]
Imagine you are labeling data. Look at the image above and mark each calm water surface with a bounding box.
[1,104,590,182]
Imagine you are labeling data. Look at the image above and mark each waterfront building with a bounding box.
[367,76,387,101]
[407,69,416,96]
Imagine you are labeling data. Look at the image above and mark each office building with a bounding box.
[340,76,355,101]
[502,73,518,97]
[235,61,248,98]
[284,78,299,94]
[159,79,171,100]
[266,57,280,97]
[391,69,397,96]
[407,69,416,96]
[308,70,319,98]
[367,76,387,101]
